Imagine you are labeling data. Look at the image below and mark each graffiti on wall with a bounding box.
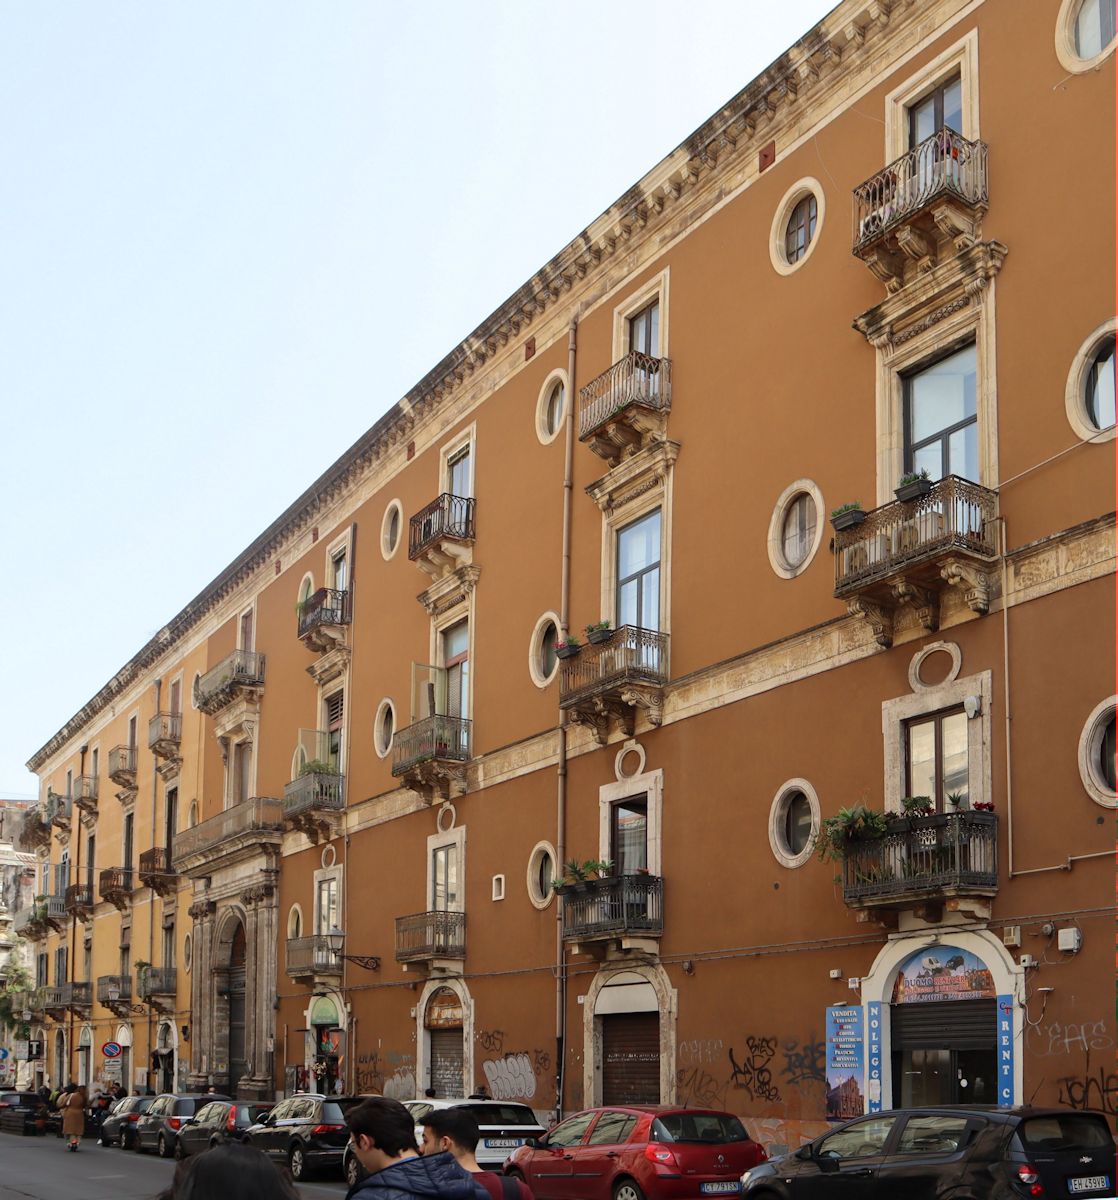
[728,1037,782,1103]
[1057,1063,1118,1114]
[1031,1021,1112,1058]
[353,1050,415,1099]
[477,1043,551,1101]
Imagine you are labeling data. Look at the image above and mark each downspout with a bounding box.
[70,745,87,1085]
[343,522,357,1095]
[149,678,161,1088]
[555,317,577,1121]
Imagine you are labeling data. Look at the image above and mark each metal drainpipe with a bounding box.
[555,317,577,1121]
[149,678,161,1087]
[69,745,87,1084]
[343,522,357,1095]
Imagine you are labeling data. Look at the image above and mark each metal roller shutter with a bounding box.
[429,1028,464,1098]
[891,1000,996,1050]
[602,1012,660,1105]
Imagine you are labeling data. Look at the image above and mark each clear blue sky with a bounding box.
[0,0,834,796]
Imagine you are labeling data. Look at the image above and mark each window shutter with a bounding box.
[326,692,344,729]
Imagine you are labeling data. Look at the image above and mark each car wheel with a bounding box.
[289,1143,307,1181]
[157,1132,171,1158]
[345,1152,364,1188]
[613,1179,646,1200]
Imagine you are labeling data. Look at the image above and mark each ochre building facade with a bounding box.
[15,0,1115,1152]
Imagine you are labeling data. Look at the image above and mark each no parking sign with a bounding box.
[102,1041,122,1059]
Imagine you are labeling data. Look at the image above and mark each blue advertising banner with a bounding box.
[825,1006,864,1119]
[996,994,1015,1105]
[866,1001,883,1112]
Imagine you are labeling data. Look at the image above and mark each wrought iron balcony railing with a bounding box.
[409,493,476,561]
[841,811,998,908]
[297,588,350,641]
[853,127,988,254]
[171,796,284,867]
[559,626,670,707]
[64,883,94,916]
[391,715,472,778]
[96,975,133,1006]
[833,476,998,596]
[148,712,182,757]
[138,967,177,998]
[285,935,343,976]
[10,988,44,1014]
[283,771,345,821]
[192,649,266,715]
[138,847,176,892]
[579,351,672,441]
[108,746,137,788]
[72,775,98,813]
[46,792,72,829]
[43,982,91,1012]
[42,894,68,929]
[98,868,133,904]
[561,874,664,942]
[395,910,466,962]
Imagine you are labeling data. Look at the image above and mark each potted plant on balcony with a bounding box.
[555,637,581,660]
[816,805,889,863]
[584,620,613,645]
[895,469,933,502]
[889,795,938,834]
[298,758,333,778]
[830,502,867,532]
[552,859,614,895]
[970,799,996,824]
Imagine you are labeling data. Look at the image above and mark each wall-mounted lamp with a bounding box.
[325,929,380,972]
[963,695,982,719]
[180,1026,190,1042]
[681,960,695,976]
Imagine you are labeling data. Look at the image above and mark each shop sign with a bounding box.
[892,946,995,1004]
[996,994,1015,1104]
[866,1002,882,1113]
[825,1006,864,1120]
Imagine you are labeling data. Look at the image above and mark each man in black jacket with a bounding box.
[345,1097,487,1200]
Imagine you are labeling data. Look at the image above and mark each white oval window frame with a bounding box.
[768,778,821,869]
[1055,0,1118,73]
[1065,317,1117,444]
[535,368,569,446]
[526,840,558,909]
[1078,695,1117,808]
[373,697,397,759]
[381,499,404,561]
[769,177,826,277]
[766,480,825,579]
[528,611,562,689]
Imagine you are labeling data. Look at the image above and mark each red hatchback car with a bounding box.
[506,1106,767,1200]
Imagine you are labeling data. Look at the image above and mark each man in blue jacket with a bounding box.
[345,1096,488,1200]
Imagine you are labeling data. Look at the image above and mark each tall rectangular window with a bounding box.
[441,622,470,721]
[431,844,459,912]
[903,343,977,482]
[128,717,137,748]
[119,942,131,978]
[90,748,99,780]
[165,788,178,857]
[331,550,348,594]
[907,73,962,147]
[628,300,660,356]
[611,798,649,875]
[123,812,134,873]
[162,922,175,969]
[83,940,92,981]
[169,679,181,715]
[905,708,969,810]
[54,947,67,985]
[232,743,251,804]
[316,878,339,935]
[36,953,48,988]
[239,608,254,651]
[616,509,662,631]
[447,446,472,499]
[85,834,95,888]
[325,692,344,772]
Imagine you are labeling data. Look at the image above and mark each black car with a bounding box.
[740,1106,1115,1199]
[246,1093,363,1181]
[100,1095,154,1148]
[134,1092,232,1158]
[175,1099,274,1159]
[0,1091,48,1135]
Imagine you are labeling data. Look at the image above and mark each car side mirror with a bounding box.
[525,1137,541,1149]
[795,1144,814,1161]
[182,1117,195,1126]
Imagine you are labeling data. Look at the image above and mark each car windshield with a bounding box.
[651,1113,748,1144]
[458,1104,541,1126]
[1017,1114,1114,1151]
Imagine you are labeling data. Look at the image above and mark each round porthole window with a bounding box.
[1065,320,1117,443]
[768,780,821,868]
[526,842,558,908]
[1078,697,1117,808]
[535,370,569,446]
[767,481,825,579]
[769,178,826,276]
[528,612,562,687]
[374,698,396,758]
[183,934,192,973]
[381,500,403,560]
[1056,0,1117,72]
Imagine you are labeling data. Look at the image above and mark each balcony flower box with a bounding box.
[830,504,867,532]
[585,622,613,645]
[895,472,934,502]
[555,641,581,660]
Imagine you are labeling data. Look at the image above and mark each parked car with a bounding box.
[246,1093,364,1181]
[0,1091,48,1135]
[739,1106,1115,1199]
[343,1098,547,1188]
[133,1092,232,1158]
[506,1106,766,1200]
[100,1095,154,1147]
[175,1099,274,1158]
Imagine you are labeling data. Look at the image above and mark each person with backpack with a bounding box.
[420,1109,533,1200]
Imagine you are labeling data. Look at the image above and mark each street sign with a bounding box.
[0,1048,9,1060]
[13,1040,28,1059]
[26,1040,43,1060]
[102,1041,123,1059]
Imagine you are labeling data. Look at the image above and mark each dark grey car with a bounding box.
[175,1100,274,1158]
[133,1092,232,1158]
[99,1095,154,1147]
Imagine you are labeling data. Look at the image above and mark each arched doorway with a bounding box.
[308,995,343,1093]
[424,987,464,1098]
[115,1024,132,1096]
[228,923,247,1093]
[53,1030,66,1088]
[155,1023,177,1094]
[77,1026,92,1089]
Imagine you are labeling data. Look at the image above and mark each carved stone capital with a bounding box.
[188,899,216,922]
[940,557,992,614]
[307,644,351,687]
[240,883,275,908]
[586,440,680,517]
[846,597,894,648]
[417,564,482,616]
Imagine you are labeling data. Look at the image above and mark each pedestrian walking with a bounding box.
[59,1082,87,1151]
[420,1109,533,1200]
[345,1097,487,1199]
[150,1142,300,1200]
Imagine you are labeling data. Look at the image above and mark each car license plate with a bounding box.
[1068,1177,1109,1194]
[700,1184,740,1195]
[485,1138,521,1149]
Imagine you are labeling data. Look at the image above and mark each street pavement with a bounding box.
[0,1133,348,1199]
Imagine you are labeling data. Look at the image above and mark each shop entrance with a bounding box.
[602,1012,659,1105]
[424,987,463,1098]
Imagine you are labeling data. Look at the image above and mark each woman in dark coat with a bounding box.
[59,1083,87,1151]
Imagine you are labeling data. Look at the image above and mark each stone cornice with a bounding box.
[28,0,954,771]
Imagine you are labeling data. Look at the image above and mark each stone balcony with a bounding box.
[98,868,134,912]
[41,894,68,934]
[192,649,266,716]
[96,975,135,1016]
[108,746,137,790]
[72,775,98,817]
[137,967,177,1013]
[841,810,998,926]
[833,476,999,647]
[560,874,664,957]
[395,910,466,972]
[171,795,284,877]
[578,351,672,466]
[46,792,72,837]
[17,805,51,852]
[852,127,989,293]
[559,625,669,744]
[285,934,343,979]
[43,982,91,1017]
[408,493,476,579]
[138,847,177,897]
[64,883,94,921]
[297,587,350,654]
[391,714,471,803]
[282,769,345,842]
